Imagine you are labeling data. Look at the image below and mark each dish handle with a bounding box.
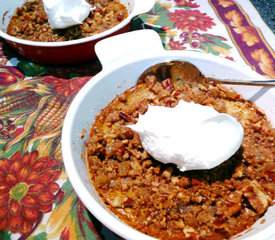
[95,29,165,69]
[131,0,156,16]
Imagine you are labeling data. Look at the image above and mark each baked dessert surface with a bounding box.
[86,62,275,240]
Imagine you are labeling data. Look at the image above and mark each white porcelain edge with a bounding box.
[95,29,164,69]
[131,0,155,16]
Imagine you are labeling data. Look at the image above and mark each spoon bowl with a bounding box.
[139,60,275,87]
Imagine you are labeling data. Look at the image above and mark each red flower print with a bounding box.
[0,151,61,234]
[225,56,235,61]
[167,9,215,32]
[175,0,199,8]
[168,39,187,50]
[44,76,90,97]
[161,26,171,31]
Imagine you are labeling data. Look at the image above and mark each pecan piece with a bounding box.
[119,112,135,123]
[225,203,242,217]
[243,180,271,214]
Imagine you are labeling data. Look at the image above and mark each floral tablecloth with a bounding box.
[0,0,274,239]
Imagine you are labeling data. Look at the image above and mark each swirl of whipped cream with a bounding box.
[129,100,244,172]
[43,0,95,29]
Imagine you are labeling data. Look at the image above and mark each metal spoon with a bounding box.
[139,60,275,87]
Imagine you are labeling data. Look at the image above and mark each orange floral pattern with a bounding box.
[225,10,260,46]
[217,0,234,7]
[210,0,274,77]
[251,49,275,78]
[167,9,215,32]
[174,0,199,8]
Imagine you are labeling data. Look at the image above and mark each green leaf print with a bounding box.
[139,2,175,29]
[200,33,232,55]
[0,231,11,240]
[28,232,47,240]
[17,60,49,77]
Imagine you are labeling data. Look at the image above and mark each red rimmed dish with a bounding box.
[0,0,155,65]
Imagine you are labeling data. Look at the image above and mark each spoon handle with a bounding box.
[207,78,275,87]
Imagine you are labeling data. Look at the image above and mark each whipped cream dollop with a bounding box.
[43,0,94,29]
[129,100,244,172]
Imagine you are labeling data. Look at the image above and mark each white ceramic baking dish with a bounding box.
[62,30,275,240]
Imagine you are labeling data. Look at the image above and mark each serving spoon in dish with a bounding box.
[139,61,275,87]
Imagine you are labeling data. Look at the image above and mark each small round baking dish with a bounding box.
[0,0,155,65]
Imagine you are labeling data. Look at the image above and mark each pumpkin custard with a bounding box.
[86,62,275,240]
